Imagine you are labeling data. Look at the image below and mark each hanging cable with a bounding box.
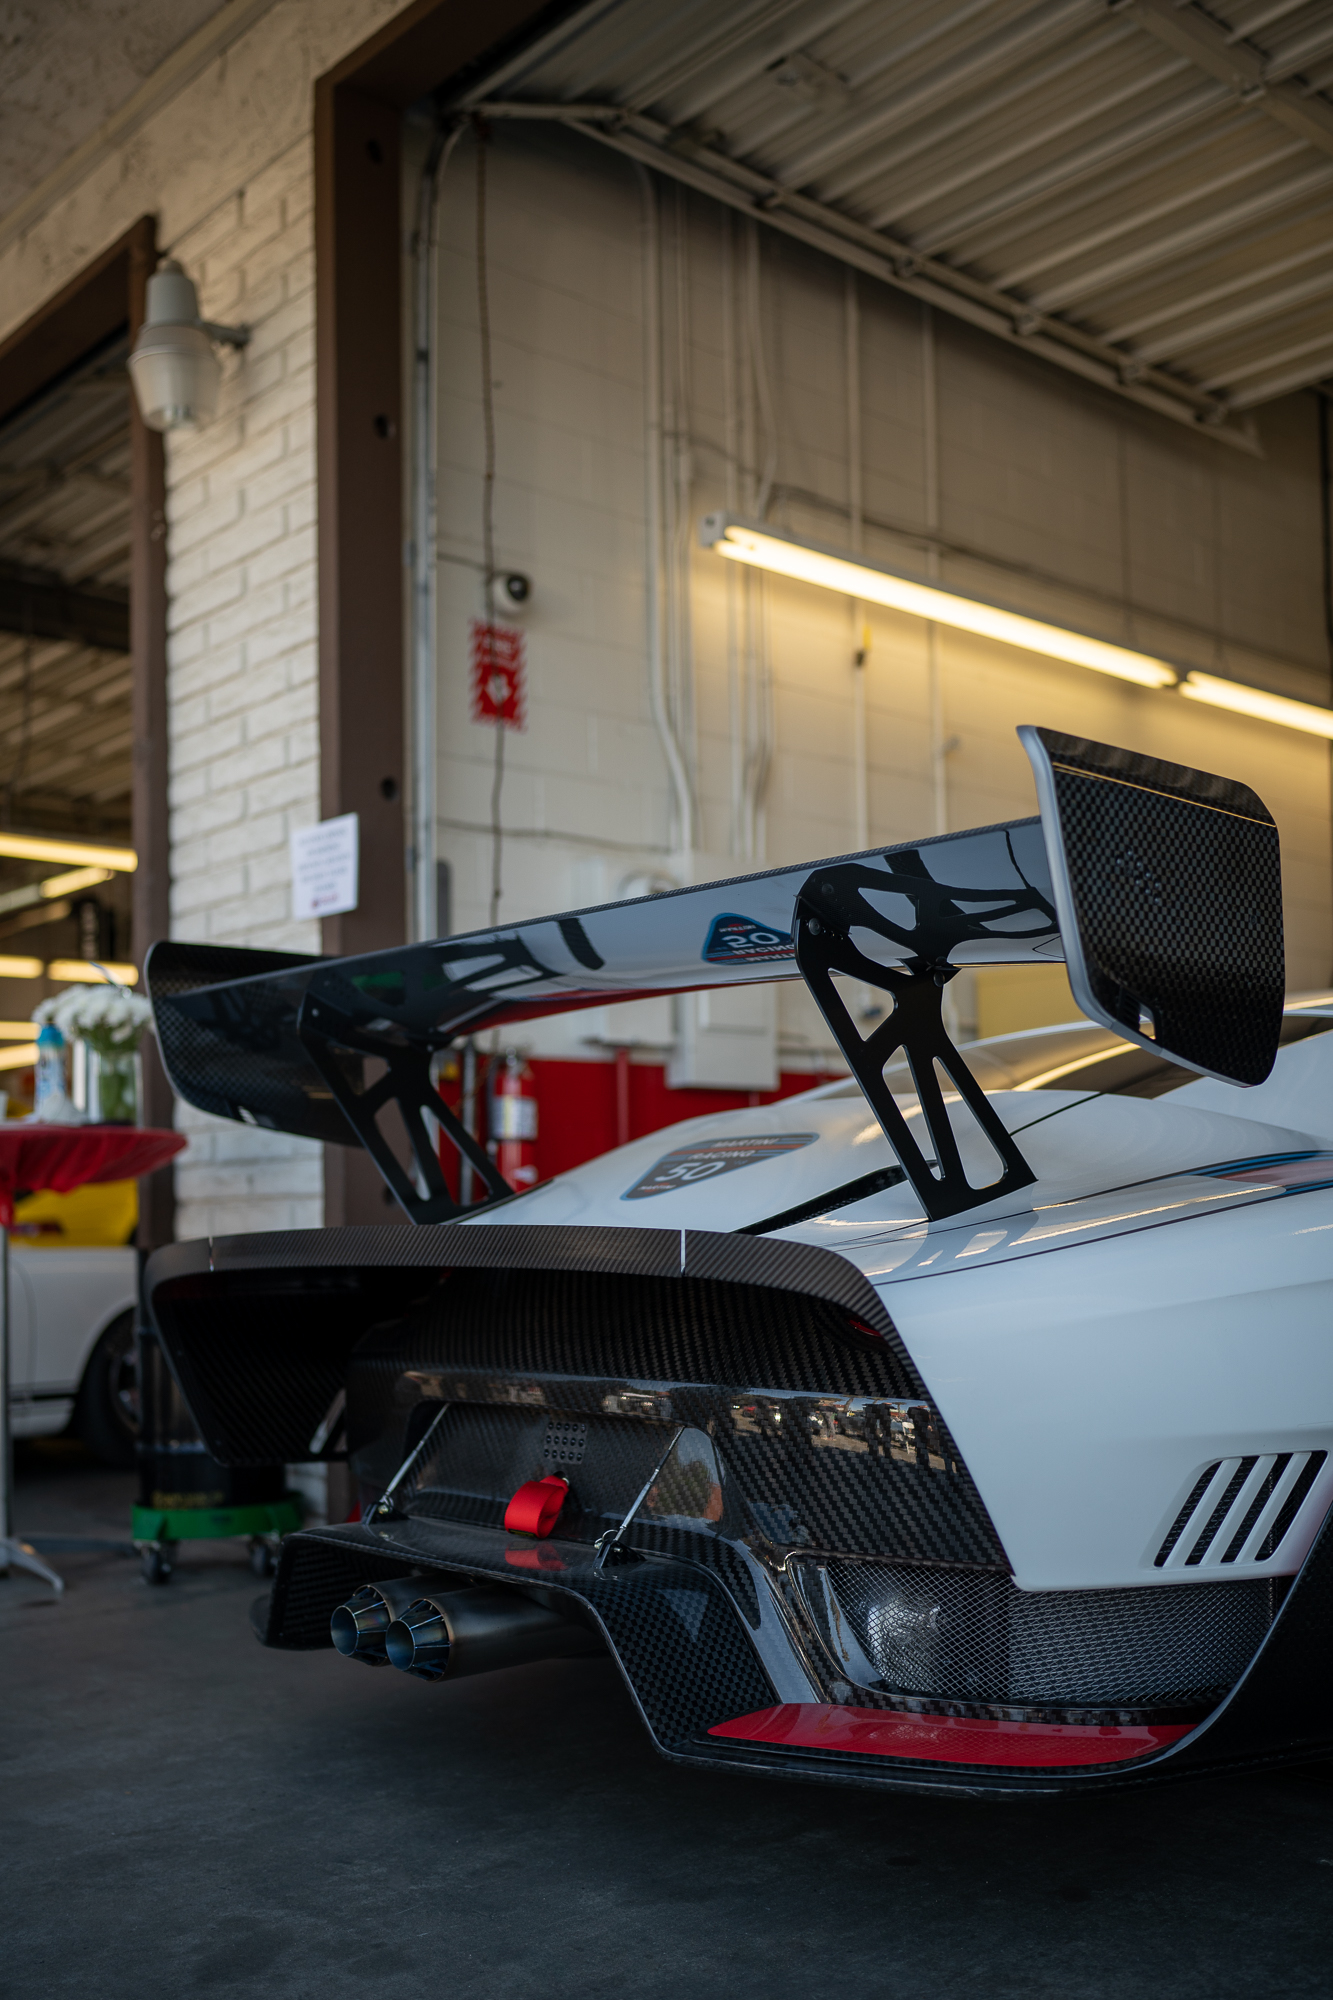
[410,116,463,942]
[634,162,695,864]
[475,116,506,927]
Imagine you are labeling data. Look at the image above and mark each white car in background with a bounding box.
[8,1246,139,1467]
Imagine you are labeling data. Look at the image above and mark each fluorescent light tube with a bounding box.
[0,834,136,871]
[46,960,140,986]
[1179,672,1333,739]
[700,515,1179,690]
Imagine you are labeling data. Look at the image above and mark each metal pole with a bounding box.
[1,1219,9,1552]
[459,1041,476,1207]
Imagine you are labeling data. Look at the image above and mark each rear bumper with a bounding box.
[265,1503,1333,1798]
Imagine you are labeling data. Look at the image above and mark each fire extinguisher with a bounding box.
[489,1050,539,1189]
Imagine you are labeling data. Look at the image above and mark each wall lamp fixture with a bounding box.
[128,260,249,433]
[700,514,1333,740]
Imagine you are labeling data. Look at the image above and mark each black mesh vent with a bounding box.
[1223,1459,1292,1563]
[1186,1459,1256,1565]
[1155,1463,1220,1567]
[1153,1453,1328,1569]
[816,1560,1273,1709]
[348,1271,1008,1569]
[1258,1453,1327,1560]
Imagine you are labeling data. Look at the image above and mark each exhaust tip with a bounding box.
[331,1585,395,1663]
[330,1581,419,1664]
[385,1600,453,1680]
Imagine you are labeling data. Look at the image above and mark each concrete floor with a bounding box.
[4,1446,1333,1999]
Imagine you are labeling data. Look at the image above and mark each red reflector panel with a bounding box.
[504,1545,567,1573]
[504,1475,569,1538]
[709,1705,1193,1769]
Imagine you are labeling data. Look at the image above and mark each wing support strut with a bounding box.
[793,882,1037,1223]
[298,994,511,1223]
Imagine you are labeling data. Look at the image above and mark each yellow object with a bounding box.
[0,1022,36,1038]
[0,834,136,871]
[39,866,115,899]
[704,518,1179,689]
[0,957,44,980]
[704,517,1333,735]
[47,960,140,985]
[11,1179,139,1247]
[973,965,1085,1039]
[1179,672,1333,739]
[0,1043,38,1071]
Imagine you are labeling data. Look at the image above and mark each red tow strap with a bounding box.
[504,1475,569,1538]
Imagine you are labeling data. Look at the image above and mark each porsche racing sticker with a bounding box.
[622,1132,818,1200]
[702,912,795,965]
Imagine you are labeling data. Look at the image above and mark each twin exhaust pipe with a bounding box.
[331,1575,601,1682]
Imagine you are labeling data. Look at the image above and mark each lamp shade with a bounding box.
[128,323,220,432]
[127,261,221,432]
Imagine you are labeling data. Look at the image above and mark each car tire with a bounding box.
[74,1311,139,1469]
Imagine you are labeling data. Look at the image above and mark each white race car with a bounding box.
[141,727,1333,1796]
[9,1246,138,1467]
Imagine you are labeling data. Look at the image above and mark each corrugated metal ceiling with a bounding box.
[460,0,1333,441]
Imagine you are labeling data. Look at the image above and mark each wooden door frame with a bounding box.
[313,0,566,1224]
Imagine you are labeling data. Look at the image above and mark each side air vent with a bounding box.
[1154,1452,1328,1569]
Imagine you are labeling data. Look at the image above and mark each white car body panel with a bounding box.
[459,1033,1333,1595]
[8,1246,138,1438]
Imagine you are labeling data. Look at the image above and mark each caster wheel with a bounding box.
[141,1545,172,1586]
[248,1539,278,1580]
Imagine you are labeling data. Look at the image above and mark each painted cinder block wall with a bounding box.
[161,134,324,1242]
[427,121,1333,1074]
[0,0,419,1243]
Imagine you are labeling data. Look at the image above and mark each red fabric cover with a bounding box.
[709,1704,1193,1769]
[503,1475,569,1538]
[0,1125,186,1226]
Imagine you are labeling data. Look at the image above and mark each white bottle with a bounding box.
[33,1024,74,1123]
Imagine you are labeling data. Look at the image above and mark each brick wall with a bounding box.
[163,136,323,1243]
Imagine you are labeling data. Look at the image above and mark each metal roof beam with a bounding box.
[1209,328,1333,400]
[1102,233,1332,340]
[903,72,1216,250]
[839,22,1137,214]
[695,0,999,154]
[1265,16,1333,87]
[1125,0,1333,158]
[619,0,859,119]
[1135,260,1333,363]
[476,101,1257,446]
[882,48,1184,229]
[1016,149,1327,307]
[0,560,128,652]
[782,0,1097,193]
[1225,0,1312,41]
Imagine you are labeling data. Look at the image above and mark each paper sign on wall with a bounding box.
[291,813,359,921]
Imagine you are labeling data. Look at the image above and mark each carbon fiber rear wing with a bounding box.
[147,728,1283,1224]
